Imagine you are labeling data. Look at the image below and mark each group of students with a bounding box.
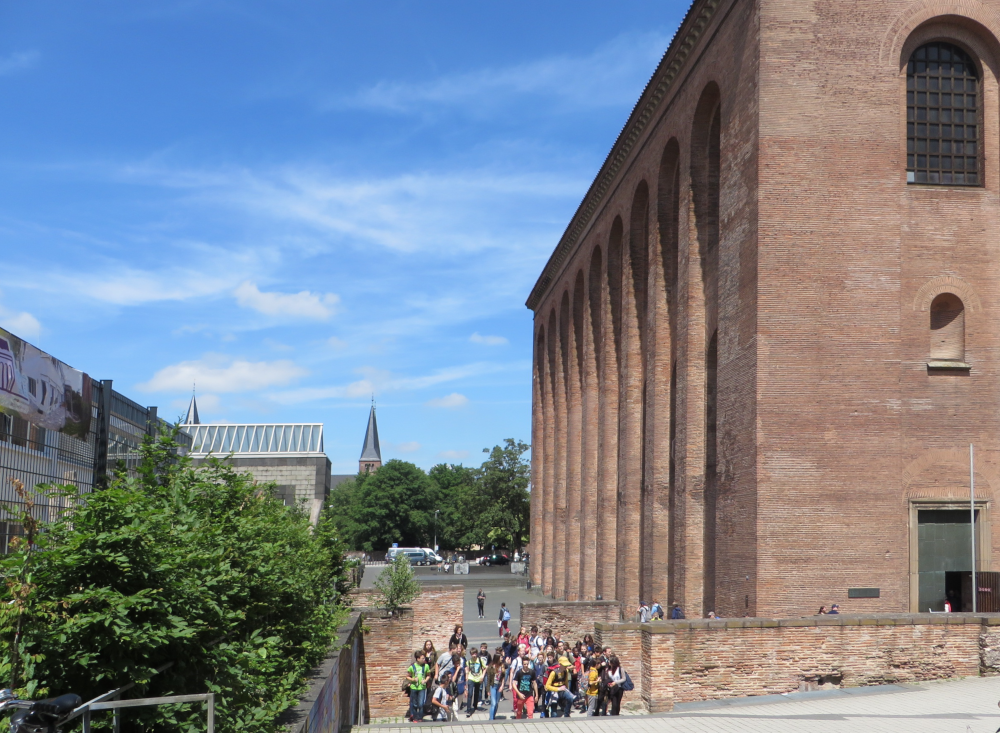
[403,623,631,722]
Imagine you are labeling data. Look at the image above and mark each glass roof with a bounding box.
[184,424,324,455]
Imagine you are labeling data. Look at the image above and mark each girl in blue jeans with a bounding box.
[486,655,504,720]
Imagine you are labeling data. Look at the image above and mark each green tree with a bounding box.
[0,430,347,733]
[372,555,421,616]
[354,460,435,552]
[326,475,364,549]
[475,439,531,551]
[427,463,478,550]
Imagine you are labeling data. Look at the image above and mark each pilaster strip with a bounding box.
[525,0,723,311]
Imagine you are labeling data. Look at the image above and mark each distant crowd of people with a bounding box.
[403,622,632,722]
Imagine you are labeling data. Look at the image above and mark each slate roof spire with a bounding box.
[359,400,382,473]
[184,390,201,425]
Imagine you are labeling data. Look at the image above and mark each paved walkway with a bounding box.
[357,675,1000,732]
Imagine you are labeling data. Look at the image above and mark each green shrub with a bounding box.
[0,430,347,733]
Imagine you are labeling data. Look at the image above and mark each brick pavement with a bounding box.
[356,675,1000,732]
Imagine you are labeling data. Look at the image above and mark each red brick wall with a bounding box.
[363,612,413,720]
[352,585,464,720]
[519,600,621,641]
[526,0,1000,619]
[595,615,1000,712]
[410,585,464,648]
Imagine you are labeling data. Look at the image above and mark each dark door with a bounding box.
[918,509,976,612]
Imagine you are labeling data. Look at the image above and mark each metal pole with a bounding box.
[207,693,214,733]
[434,510,439,552]
[971,443,977,613]
[82,708,91,733]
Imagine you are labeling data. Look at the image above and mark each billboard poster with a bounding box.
[0,327,92,441]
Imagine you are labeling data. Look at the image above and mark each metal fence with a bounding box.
[0,379,191,552]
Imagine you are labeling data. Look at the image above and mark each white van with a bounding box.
[387,547,428,565]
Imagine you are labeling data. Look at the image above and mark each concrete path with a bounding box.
[357,675,1000,732]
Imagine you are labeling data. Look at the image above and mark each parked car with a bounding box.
[484,553,511,566]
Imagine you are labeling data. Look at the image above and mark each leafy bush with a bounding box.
[371,555,420,616]
[0,430,348,733]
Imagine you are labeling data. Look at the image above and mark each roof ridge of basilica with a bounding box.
[525,0,723,311]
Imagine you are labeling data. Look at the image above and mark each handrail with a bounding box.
[66,692,214,733]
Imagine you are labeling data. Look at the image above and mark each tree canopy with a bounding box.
[326,439,531,553]
[0,430,348,733]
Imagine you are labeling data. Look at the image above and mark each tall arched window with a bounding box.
[907,42,980,185]
[930,292,966,362]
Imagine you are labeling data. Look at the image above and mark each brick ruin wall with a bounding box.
[591,614,1000,713]
[351,585,463,720]
[519,600,622,641]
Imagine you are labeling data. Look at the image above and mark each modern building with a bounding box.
[0,326,190,551]
[527,0,1000,617]
[182,395,335,524]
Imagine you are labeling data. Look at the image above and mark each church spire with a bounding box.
[359,402,381,474]
[184,390,201,425]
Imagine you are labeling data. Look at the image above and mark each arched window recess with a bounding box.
[928,292,970,370]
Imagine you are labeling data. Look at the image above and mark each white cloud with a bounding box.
[426,393,469,409]
[234,281,339,320]
[268,362,518,405]
[0,51,39,77]
[339,32,668,114]
[470,332,508,346]
[392,441,421,453]
[0,310,41,341]
[12,261,256,307]
[0,290,41,341]
[138,354,308,393]
[121,162,580,257]
[437,450,470,461]
[263,338,293,352]
[326,336,348,349]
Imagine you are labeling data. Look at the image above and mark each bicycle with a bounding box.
[0,689,82,733]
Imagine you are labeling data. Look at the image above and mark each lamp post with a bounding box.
[434,510,439,553]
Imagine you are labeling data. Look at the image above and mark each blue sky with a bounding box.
[0,0,689,473]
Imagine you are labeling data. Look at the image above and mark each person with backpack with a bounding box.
[545,656,576,717]
[466,648,487,716]
[602,655,626,716]
[432,671,454,721]
[405,650,432,722]
[650,601,664,620]
[498,602,511,637]
[670,601,685,620]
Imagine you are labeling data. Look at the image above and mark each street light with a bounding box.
[434,510,439,553]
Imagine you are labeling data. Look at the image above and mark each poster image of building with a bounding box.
[0,327,91,440]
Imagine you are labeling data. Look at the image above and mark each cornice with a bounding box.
[525,0,723,313]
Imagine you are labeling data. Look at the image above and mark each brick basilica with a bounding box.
[527,0,1000,617]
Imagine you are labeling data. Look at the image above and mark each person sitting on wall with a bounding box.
[817,606,827,615]
[828,604,840,614]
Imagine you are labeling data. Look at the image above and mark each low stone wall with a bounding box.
[352,585,464,720]
[520,600,621,641]
[280,612,368,733]
[592,614,1000,713]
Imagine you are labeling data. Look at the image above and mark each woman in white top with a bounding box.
[601,656,626,716]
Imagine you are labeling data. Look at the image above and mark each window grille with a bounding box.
[907,42,980,185]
